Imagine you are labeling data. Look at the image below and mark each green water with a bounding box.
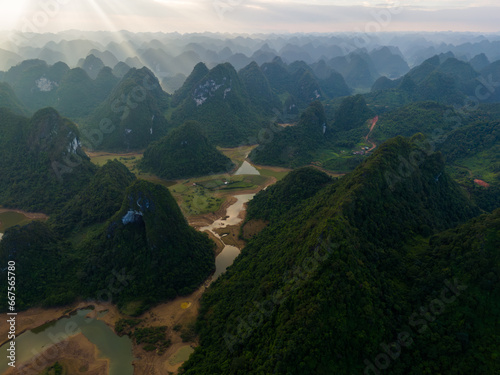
[234,161,260,175]
[0,211,31,233]
[0,309,134,374]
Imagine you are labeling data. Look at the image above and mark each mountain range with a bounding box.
[0,31,499,373]
[181,135,499,375]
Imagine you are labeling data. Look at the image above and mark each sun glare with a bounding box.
[1,1,28,15]
[0,1,29,27]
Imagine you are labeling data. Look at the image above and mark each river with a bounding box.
[200,193,255,282]
[0,189,256,372]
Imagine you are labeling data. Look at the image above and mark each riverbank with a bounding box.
[188,195,238,231]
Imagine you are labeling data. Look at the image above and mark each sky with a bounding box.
[1,0,499,35]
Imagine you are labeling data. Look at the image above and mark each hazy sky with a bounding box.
[1,0,499,34]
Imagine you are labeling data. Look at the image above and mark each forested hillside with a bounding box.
[80,180,215,312]
[81,66,170,151]
[0,106,216,313]
[50,160,137,234]
[246,167,332,222]
[249,101,329,167]
[140,121,234,179]
[0,31,499,374]
[368,55,489,107]
[180,135,498,375]
[0,82,29,115]
[0,176,216,315]
[170,62,263,147]
[0,107,95,213]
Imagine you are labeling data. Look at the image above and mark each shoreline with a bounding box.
[0,305,80,348]
[3,333,109,375]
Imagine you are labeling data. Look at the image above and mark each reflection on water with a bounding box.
[0,309,134,375]
[234,161,260,175]
[212,245,240,281]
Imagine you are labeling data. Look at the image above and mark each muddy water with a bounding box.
[0,209,48,241]
[0,211,31,240]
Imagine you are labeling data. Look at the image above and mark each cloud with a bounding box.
[0,0,499,34]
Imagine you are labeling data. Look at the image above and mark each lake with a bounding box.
[0,309,134,375]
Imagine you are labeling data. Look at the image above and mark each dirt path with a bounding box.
[252,164,292,174]
[85,151,143,159]
[365,116,379,152]
[309,165,346,178]
[474,179,490,188]
[366,139,377,152]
